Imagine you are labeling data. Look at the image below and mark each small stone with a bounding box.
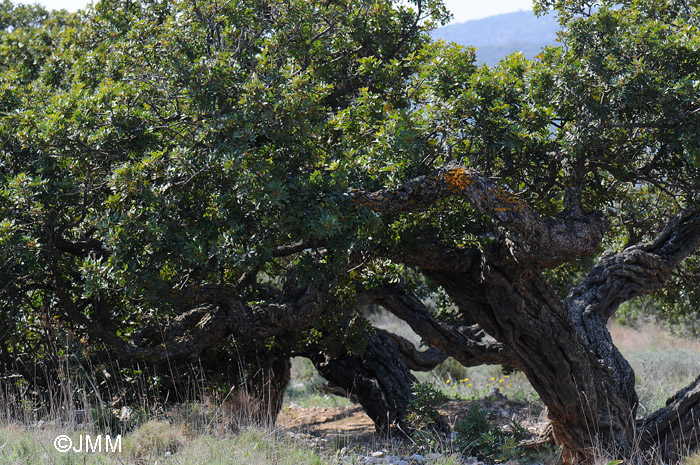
[409,453,425,462]
[371,451,386,458]
[397,461,409,465]
[426,453,443,460]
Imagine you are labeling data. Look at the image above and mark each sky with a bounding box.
[443,0,534,23]
[28,0,536,24]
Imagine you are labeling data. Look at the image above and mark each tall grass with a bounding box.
[2,317,700,465]
[0,356,335,465]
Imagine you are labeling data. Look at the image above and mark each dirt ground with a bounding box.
[278,404,377,442]
[278,398,548,442]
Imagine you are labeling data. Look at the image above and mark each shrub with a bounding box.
[406,382,450,451]
[453,405,529,462]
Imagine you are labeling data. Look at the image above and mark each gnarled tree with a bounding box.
[2,0,700,463]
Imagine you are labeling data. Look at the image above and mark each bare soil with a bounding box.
[279,404,375,439]
[278,397,548,442]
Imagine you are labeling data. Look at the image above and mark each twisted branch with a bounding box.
[567,207,700,323]
[358,284,518,368]
[351,161,608,268]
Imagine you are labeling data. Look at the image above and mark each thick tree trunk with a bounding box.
[309,329,417,434]
[244,355,292,425]
[354,165,700,463]
[429,265,638,464]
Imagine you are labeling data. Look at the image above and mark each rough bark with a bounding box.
[55,282,326,367]
[39,252,323,426]
[388,240,481,273]
[44,239,425,437]
[430,265,639,464]
[34,159,700,462]
[309,329,417,434]
[351,161,609,267]
[562,208,700,461]
[356,164,700,463]
[385,332,449,371]
[568,208,700,323]
[244,355,292,425]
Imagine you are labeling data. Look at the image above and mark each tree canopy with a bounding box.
[2,0,700,463]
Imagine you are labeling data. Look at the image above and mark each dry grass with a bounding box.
[610,322,700,416]
[1,317,700,464]
[0,422,331,465]
[610,322,700,354]
[686,450,700,465]
[125,419,187,461]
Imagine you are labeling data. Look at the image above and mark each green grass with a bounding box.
[625,348,700,416]
[283,357,352,409]
[0,423,329,465]
[417,360,540,403]
[611,323,700,416]
[368,308,540,404]
[159,428,328,465]
[0,422,472,465]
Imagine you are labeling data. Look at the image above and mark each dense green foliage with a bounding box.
[1,0,700,410]
[0,0,450,370]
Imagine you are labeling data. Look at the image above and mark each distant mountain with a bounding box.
[432,10,561,66]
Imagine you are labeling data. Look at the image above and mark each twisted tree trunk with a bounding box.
[353,163,700,463]
[638,375,700,462]
[38,158,700,462]
[308,329,417,433]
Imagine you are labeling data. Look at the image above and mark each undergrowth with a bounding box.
[406,382,450,452]
[453,405,530,463]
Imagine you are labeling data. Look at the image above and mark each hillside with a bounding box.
[432,10,560,65]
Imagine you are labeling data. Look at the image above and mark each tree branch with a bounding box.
[358,284,518,368]
[351,161,608,268]
[271,241,311,257]
[383,329,448,371]
[73,285,326,365]
[567,207,700,323]
[638,374,700,462]
[54,236,110,260]
[388,241,481,273]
